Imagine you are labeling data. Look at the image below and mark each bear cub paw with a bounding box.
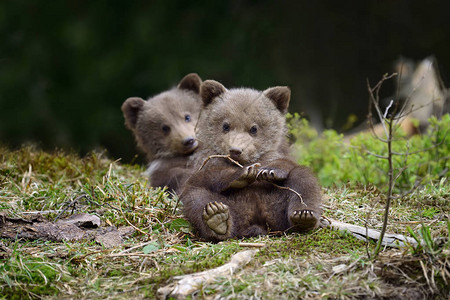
[202,201,231,235]
[257,167,288,182]
[290,210,318,231]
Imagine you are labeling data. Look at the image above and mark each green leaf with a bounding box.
[142,242,160,254]
[167,218,192,233]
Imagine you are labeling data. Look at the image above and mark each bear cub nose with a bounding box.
[182,137,195,147]
[229,147,242,157]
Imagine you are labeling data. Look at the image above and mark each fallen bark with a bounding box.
[0,212,134,248]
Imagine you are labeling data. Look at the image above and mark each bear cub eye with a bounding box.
[162,125,171,134]
[249,125,258,135]
[185,114,191,122]
[222,122,230,133]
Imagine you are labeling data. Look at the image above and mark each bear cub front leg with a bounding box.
[229,163,261,189]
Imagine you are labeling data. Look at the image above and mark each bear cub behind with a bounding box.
[181,80,323,242]
[122,73,202,194]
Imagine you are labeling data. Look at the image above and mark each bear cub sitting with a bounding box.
[181,80,323,241]
[122,73,202,194]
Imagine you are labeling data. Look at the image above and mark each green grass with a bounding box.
[0,116,449,300]
[288,113,449,191]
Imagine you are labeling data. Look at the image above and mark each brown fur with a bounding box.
[181,80,323,242]
[121,73,202,193]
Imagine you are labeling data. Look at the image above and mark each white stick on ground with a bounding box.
[321,217,418,247]
[157,249,258,299]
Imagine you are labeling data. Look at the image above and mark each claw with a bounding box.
[290,209,318,231]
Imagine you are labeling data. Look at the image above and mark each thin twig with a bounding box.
[395,97,442,121]
[380,99,394,138]
[238,243,266,248]
[118,240,158,254]
[364,150,389,160]
[118,205,150,236]
[268,182,305,205]
[106,252,159,258]
[367,73,398,142]
[54,194,88,221]
[171,194,181,215]
[68,249,112,263]
[383,100,394,119]
[198,154,243,171]
[21,210,64,215]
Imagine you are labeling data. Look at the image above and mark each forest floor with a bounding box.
[0,146,449,299]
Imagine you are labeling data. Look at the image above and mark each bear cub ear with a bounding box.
[177,73,202,94]
[263,86,291,114]
[121,97,146,130]
[200,80,227,107]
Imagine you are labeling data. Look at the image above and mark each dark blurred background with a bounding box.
[1,0,449,163]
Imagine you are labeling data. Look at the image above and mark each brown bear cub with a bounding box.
[121,73,202,194]
[180,80,323,242]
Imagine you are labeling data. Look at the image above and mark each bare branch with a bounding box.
[268,182,305,205]
[365,150,389,160]
[198,154,243,171]
[383,99,394,119]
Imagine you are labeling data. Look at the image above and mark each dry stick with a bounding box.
[118,240,159,254]
[238,242,266,248]
[366,73,398,143]
[21,210,64,215]
[267,182,305,205]
[171,195,181,215]
[157,249,257,299]
[395,98,442,121]
[198,154,243,171]
[68,249,111,263]
[106,252,159,258]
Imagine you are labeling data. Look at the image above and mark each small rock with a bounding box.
[95,231,123,248]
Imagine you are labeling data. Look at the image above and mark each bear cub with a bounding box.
[180,80,323,242]
[122,73,202,194]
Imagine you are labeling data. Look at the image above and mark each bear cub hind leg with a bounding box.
[202,201,232,236]
[290,210,318,232]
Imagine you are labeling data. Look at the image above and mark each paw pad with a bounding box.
[202,201,230,235]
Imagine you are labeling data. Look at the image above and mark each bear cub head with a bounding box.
[196,80,291,165]
[122,73,202,161]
